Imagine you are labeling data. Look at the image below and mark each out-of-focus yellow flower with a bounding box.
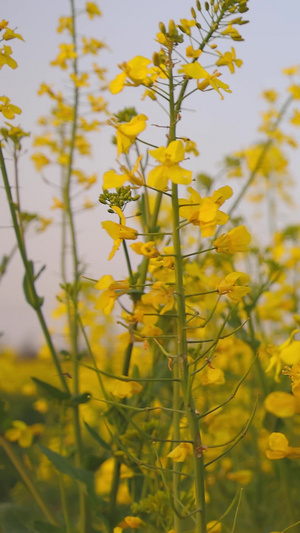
[213,225,251,254]
[207,520,222,532]
[109,379,142,399]
[50,44,77,69]
[102,206,138,260]
[118,516,144,529]
[94,275,129,315]
[226,469,253,484]
[288,84,300,99]
[70,72,89,87]
[147,140,192,190]
[130,240,159,258]
[0,96,21,119]
[167,442,193,462]
[50,196,65,210]
[86,2,102,19]
[5,420,43,448]
[0,45,18,69]
[266,432,300,460]
[110,56,151,94]
[216,271,251,301]
[264,391,298,418]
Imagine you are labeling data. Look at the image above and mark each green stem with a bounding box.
[0,145,69,394]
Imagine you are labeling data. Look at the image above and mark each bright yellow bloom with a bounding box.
[179,19,196,35]
[86,2,102,19]
[0,96,21,119]
[216,47,242,74]
[57,17,73,34]
[266,432,300,460]
[186,45,202,59]
[147,140,192,190]
[51,197,65,210]
[226,470,253,485]
[103,156,143,189]
[179,63,231,99]
[111,114,147,156]
[5,420,43,448]
[264,329,300,381]
[130,241,159,258]
[102,206,138,260]
[213,225,251,254]
[142,282,175,315]
[179,186,232,237]
[94,275,129,315]
[290,109,300,126]
[216,271,251,301]
[110,56,151,94]
[221,24,242,40]
[167,442,193,462]
[88,94,107,113]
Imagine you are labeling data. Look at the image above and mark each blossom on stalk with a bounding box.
[216,271,251,301]
[5,420,43,448]
[94,275,129,315]
[0,96,21,119]
[178,62,231,100]
[147,140,192,190]
[179,186,232,237]
[109,114,147,156]
[264,329,300,382]
[266,432,300,460]
[110,56,152,94]
[213,225,251,254]
[102,206,138,260]
[103,156,143,189]
[216,47,243,74]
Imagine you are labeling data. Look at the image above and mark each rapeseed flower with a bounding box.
[147,140,192,190]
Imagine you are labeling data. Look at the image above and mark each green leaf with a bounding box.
[0,504,34,533]
[32,377,70,402]
[84,421,111,451]
[38,444,96,504]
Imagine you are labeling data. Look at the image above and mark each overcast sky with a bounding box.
[1,0,300,350]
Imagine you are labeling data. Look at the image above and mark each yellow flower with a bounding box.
[50,44,77,69]
[86,2,102,19]
[118,516,144,529]
[51,197,65,210]
[101,206,138,260]
[111,114,147,156]
[31,152,50,171]
[5,420,43,448]
[207,520,222,532]
[110,380,143,399]
[70,72,89,87]
[167,442,193,462]
[0,45,18,69]
[266,432,300,460]
[213,225,251,254]
[103,156,143,189]
[216,47,243,74]
[264,392,297,418]
[94,275,129,315]
[288,84,300,99]
[221,24,242,41]
[82,37,105,55]
[178,63,231,100]
[110,56,152,94]
[0,96,21,119]
[186,45,202,59]
[147,140,192,190]
[130,241,159,258]
[179,186,232,237]
[179,19,196,35]
[264,329,300,382]
[216,271,251,301]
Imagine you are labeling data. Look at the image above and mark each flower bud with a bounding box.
[152,52,160,67]
[205,2,209,10]
[191,7,196,18]
[196,0,201,10]
[168,19,177,37]
[159,22,166,34]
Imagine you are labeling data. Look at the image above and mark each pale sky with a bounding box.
[1,0,300,350]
